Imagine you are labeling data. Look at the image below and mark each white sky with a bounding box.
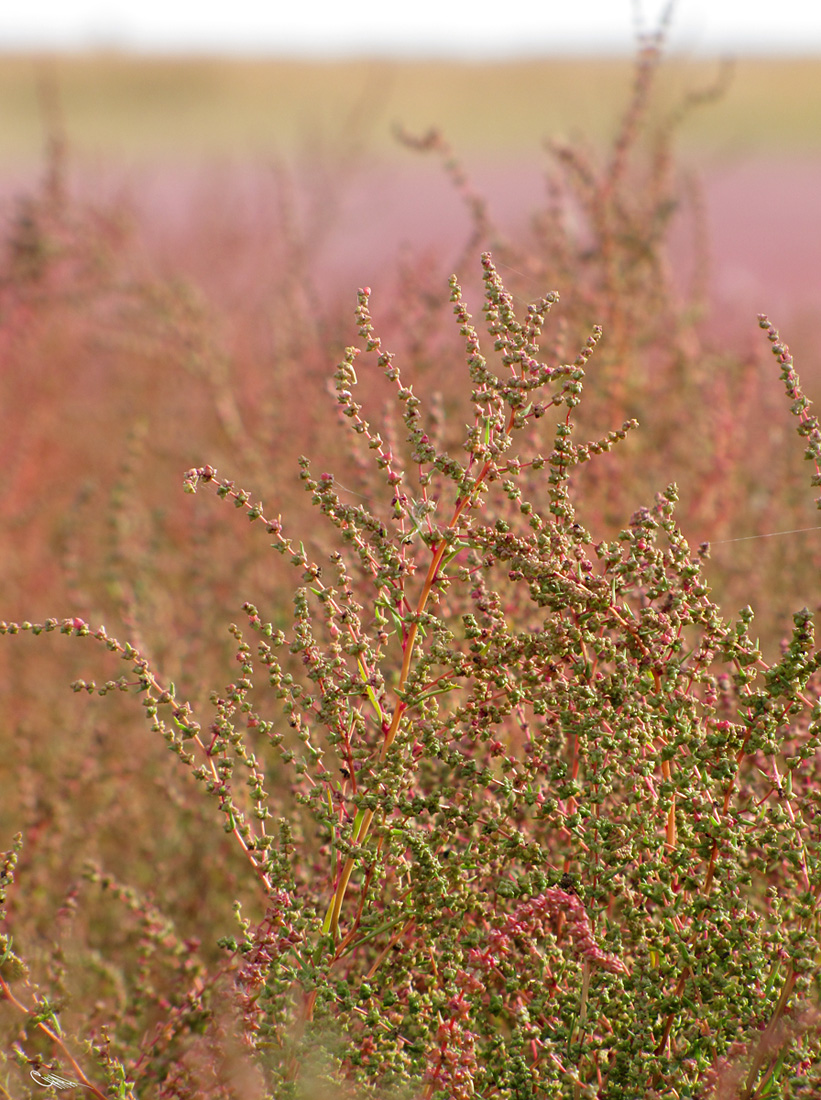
[1,1,821,56]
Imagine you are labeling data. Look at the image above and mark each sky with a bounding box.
[2,1,821,56]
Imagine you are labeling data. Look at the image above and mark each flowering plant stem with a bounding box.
[322,435,506,947]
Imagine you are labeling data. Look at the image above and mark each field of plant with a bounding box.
[2,27,821,1099]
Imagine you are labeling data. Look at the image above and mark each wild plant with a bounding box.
[4,20,821,1100]
[4,248,821,1097]
[388,28,816,644]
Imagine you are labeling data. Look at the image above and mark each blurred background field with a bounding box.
[2,51,819,334]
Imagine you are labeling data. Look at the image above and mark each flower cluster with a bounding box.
[504,887,628,976]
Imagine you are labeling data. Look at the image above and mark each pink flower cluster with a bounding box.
[504,888,628,976]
